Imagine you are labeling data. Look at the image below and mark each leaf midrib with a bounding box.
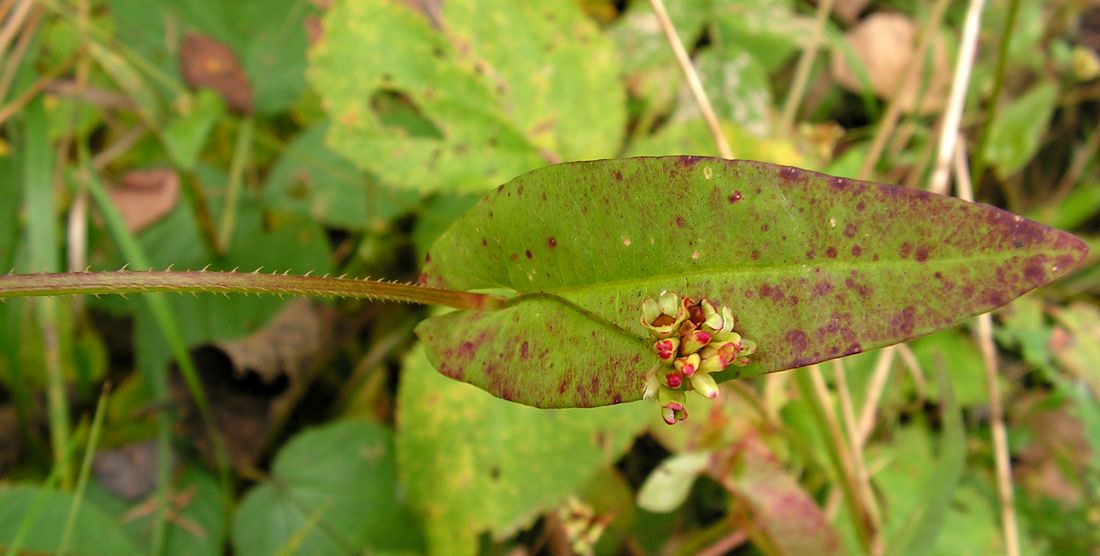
[504,251,1048,296]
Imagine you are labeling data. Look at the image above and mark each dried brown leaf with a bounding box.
[180,32,253,114]
[830,13,950,114]
[108,168,180,233]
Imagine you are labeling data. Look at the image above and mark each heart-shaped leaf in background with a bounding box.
[308,0,624,192]
[397,346,648,555]
[417,157,1088,408]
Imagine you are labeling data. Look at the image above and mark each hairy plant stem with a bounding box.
[0,270,505,311]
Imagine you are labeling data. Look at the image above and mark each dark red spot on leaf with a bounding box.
[548,236,557,248]
[851,245,862,256]
[825,247,838,258]
[890,307,916,336]
[843,224,857,238]
[525,249,533,259]
[676,215,686,227]
[787,329,808,352]
[915,246,929,262]
[728,191,743,203]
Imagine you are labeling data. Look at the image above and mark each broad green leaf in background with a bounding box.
[910,331,987,406]
[308,0,624,192]
[261,123,420,231]
[609,0,711,118]
[884,372,965,556]
[711,0,809,72]
[983,80,1059,180]
[397,346,648,555]
[418,157,1087,408]
[0,486,141,555]
[672,49,773,136]
[163,90,226,170]
[232,420,424,555]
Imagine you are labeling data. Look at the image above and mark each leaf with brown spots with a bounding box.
[417,157,1088,408]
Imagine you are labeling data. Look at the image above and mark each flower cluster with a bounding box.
[641,292,756,425]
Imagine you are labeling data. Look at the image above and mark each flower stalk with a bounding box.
[0,270,504,311]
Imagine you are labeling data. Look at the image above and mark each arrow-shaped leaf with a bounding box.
[417,157,1087,408]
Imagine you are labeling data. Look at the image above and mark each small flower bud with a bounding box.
[674,353,701,377]
[739,339,757,357]
[680,330,711,355]
[653,337,680,361]
[701,300,725,331]
[642,292,687,337]
[718,306,736,334]
[662,369,684,389]
[658,387,689,424]
[683,298,706,326]
[690,372,720,399]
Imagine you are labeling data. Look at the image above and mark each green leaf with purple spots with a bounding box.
[416,157,1088,408]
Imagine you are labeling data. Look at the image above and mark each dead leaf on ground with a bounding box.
[180,32,253,114]
[0,405,19,477]
[830,12,950,114]
[215,299,327,385]
[830,0,872,24]
[107,168,180,233]
[93,439,170,501]
[172,300,335,470]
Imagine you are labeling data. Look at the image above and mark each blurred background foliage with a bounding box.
[0,0,1097,554]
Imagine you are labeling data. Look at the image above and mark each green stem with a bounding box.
[216,116,254,253]
[0,270,505,311]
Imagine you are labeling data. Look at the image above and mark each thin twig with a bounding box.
[802,365,875,551]
[856,347,895,447]
[647,0,732,158]
[831,359,882,554]
[0,1,40,104]
[928,0,987,196]
[0,72,57,127]
[92,125,148,170]
[955,142,1020,556]
[1050,122,1100,204]
[779,0,835,132]
[0,0,32,56]
[697,529,748,556]
[857,0,951,179]
[896,342,927,401]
